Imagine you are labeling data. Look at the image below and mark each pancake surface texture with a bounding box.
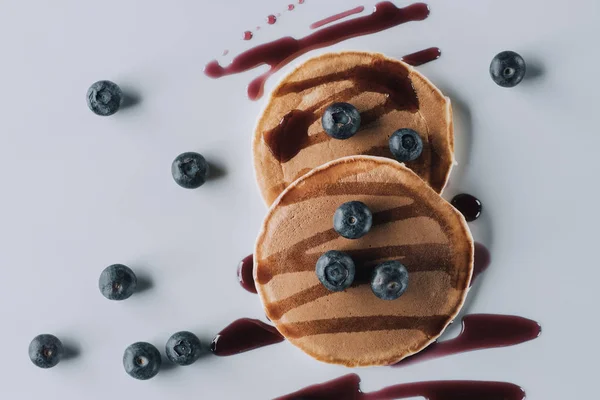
[254,156,473,367]
[253,51,454,205]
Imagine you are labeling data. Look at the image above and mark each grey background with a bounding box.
[0,0,597,398]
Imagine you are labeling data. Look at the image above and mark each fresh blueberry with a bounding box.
[371,261,409,300]
[123,342,161,380]
[165,331,202,366]
[333,201,373,239]
[172,152,209,189]
[315,250,355,292]
[321,102,361,140]
[98,264,137,301]
[389,128,423,162]
[490,51,526,87]
[29,334,64,369]
[86,80,123,116]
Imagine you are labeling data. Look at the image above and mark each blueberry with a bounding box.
[86,80,123,116]
[333,201,373,239]
[321,102,361,140]
[29,334,64,369]
[172,152,209,189]
[123,342,161,380]
[389,128,423,162]
[371,261,409,300]
[490,51,526,87]
[165,331,202,366]
[98,264,137,301]
[315,250,355,292]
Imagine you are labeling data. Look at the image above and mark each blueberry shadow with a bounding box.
[120,88,142,111]
[160,356,179,373]
[61,339,81,361]
[135,273,154,294]
[207,161,227,182]
[525,61,544,81]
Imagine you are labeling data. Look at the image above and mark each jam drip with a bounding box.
[394,314,541,367]
[210,318,284,356]
[237,254,257,294]
[275,373,526,400]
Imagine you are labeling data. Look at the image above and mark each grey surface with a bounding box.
[0,0,597,398]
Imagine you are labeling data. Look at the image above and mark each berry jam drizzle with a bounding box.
[451,193,482,221]
[204,2,430,100]
[241,244,485,294]
[310,6,365,29]
[472,242,491,286]
[275,373,525,400]
[210,318,284,356]
[393,314,541,367]
[267,15,277,24]
[401,46,441,66]
[237,254,257,294]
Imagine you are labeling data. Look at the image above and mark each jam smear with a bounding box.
[451,193,482,221]
[210,318,284,356]
[264,109,314,162]
[204,2,430,100]
[394,314,541,367]
[275,373,525,400]
[401,46,441,66]
[310,6,365,29]
[267,15,277,24]
[237,254,257,294]
[243,31,253,40]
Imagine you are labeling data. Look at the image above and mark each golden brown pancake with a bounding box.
[254,156,473,367]
[253,51,454,205]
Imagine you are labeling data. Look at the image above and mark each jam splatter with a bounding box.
[401,46,442,66]
[451,193,482,221]
[204,2,430,100]
[310,6,365,29]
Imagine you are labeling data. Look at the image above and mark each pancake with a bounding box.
[254,156,473,367]
[253,51,454,205]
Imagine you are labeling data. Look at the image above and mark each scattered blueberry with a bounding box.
[86,80,123,116]
[490,51,526,87]
[29,334,64,369]
[389,128,423,162]
[165,331,202,366]
[123,342,162,380]
[316,250,355,292]
[333,201,373,239]
[371,261,409,300]
[172,152,209,189]
[321,102,361,140]
[98,264,137,301]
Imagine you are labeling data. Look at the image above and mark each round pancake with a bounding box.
[254,156,473,367]
[253,51,454,205]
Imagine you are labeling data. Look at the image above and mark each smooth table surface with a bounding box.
[0,0,598,398]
